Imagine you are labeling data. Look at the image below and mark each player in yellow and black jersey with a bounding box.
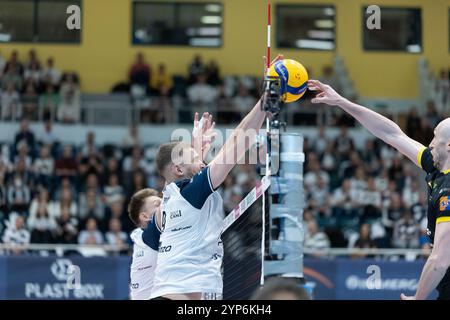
[307,79,450,300]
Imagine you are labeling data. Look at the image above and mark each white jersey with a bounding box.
[150,167,224,298]
[129,214,161,300]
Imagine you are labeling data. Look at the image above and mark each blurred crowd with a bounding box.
[301,118,446,259]
[0,118,259,256]
[0,49,81,123]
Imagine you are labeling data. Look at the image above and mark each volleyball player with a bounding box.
[128,113,216,299]
[150,55,284,300]
[308,79,450,300]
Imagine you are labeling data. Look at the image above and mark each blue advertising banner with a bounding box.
[304,258,438,300]
[0,255,131,300]
[0,255,441,300]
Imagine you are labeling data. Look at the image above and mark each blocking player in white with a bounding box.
[128,113,216,300]
[150,55,284,300]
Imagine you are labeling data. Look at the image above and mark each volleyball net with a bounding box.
[221,176,271,300]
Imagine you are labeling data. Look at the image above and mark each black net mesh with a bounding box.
[222,188,270,300]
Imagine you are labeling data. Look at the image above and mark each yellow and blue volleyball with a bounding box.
[268,59,309,103]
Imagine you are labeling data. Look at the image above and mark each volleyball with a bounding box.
[268,59,309,103]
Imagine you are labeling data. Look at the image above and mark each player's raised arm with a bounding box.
[308,79,425,167]
[208,54,284,189]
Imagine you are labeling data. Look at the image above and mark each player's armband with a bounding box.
[418,147,437,174]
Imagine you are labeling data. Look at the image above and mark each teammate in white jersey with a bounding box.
[150,55,284,300]
[128,188,162,300]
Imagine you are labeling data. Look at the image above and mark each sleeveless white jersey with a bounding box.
[150,167,224,298]
[129,214,161,300]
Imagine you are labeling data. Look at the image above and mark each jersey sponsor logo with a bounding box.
[163,195,170,204]
[170,210,182,219]
[158,243,172,253]
[439,196,450,211]
[130,283,139,290]
[170,225,192,232]
[135,250,144,258]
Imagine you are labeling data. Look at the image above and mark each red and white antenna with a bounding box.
[266,0,271,71]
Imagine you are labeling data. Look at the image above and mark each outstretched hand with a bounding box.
[308,79,344,106]
[192,112,217,161]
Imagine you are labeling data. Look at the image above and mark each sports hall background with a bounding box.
[0,0,449,300]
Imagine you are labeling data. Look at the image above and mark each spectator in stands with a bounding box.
[103,157,121,185]
[1,65,22,91]
[41,57,61,87]
[52,186,78,218]
[58,73,81,123]
[320,140,337,176]
[54,205,78,244]
[314,126,328,156]
[151,63,173,97]
[77,217,103,245]
[128,170,146,199]
[304,219,330,258]
[122,124,140,151]
[2,214,30,255]
[80,131,98,157]
[331,179,359,225]
[1,82,21,120]
[188,54,205,85]
[425,100,440,128]
[232,82,256,114]
[39,84,60,121]
[3,50,24,76]
[406,108,421,142]
[105,218,127,249]
[7,173,31,215]
[24,50,42,86]
[55,145,78,181]
[28,203,56,243]
[29,188,53,221]
[392,211,420,249]
[187,74,218,106]
[206,60,221,86]
[79,150,103,184]
[14,118,35,152]
[33,145,54,188]
[417,118,434,146]
[78,188,105,224]
[39,121,58,147]
[14,141,32,170]
[351,223,377,259]
[411,192,427,225]
[333,126,354,162]
[122,145,146,174]
[360,177,382,211]
[104,174,124,208]
[402,180,420,209]
[129,52,151,87]
[304,153,330,192]
[382,193,406,241]
[22,82,39,120]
